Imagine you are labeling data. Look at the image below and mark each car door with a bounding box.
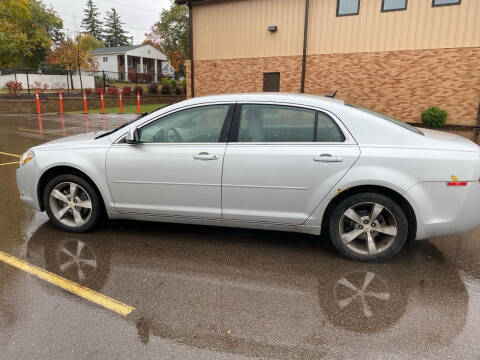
[221,103,360,224]
[106,103,235,218]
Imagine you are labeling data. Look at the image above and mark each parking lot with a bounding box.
[1,114,480,359]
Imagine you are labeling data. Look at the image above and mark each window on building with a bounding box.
[336,0,360,16]
[432,0,461,6]
[102,57,108,62]
[382,0,407,12]
[263,72,280,92]
[127,56,133,67]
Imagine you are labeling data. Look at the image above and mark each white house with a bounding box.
[90,44,173,82]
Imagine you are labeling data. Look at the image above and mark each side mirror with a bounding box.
[126,128,139,144]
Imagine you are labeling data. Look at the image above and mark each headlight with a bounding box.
[19,150,35,167]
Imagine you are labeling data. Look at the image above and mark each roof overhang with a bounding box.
[175,0,215,5]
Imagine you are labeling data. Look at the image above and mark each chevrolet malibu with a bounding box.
[16,93,480,261]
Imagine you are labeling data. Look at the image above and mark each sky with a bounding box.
[47,0,172,44]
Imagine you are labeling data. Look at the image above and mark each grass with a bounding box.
[60,103,167,114]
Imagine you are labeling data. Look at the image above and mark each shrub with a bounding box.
[180,78,186,91]
[5,81,23,95]
[84,88,93,95]
[95,88,104,96]
[421,107,448,128]
[133,85,143,96]
[147,83,159,94]
[107,86,119,96]
[174,86,183,95]
[160,78,171,95]
[170,79,177,89]
[122,86,132,96]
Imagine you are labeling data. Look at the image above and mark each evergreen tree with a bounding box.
[103,8,129,47]
[81,0,103,41]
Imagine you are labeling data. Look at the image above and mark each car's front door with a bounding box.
[106,103,234,218]
[221,104,360,224]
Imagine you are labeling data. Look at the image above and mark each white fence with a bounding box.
[0,73,95,90]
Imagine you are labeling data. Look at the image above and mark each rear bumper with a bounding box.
[408,181,480,240]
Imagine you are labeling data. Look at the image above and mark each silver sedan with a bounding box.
[16,93,480,261]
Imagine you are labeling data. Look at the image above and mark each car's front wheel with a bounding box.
[328,192,408,262]
[44,174,102,233]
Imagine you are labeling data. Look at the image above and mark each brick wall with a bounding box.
[188,47,480,126]
[0,95,185,114]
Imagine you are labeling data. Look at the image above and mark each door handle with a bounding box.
[313,154,343,163]
[193,152,218,160]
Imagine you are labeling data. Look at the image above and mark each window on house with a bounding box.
[127,56,133,67]
[382,0,407,12]
[102,57,108,62]
[432,0,461,6]
[336,0,360,16]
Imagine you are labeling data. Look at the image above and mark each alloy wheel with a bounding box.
[49,182,92,228]
[339,202,398,255]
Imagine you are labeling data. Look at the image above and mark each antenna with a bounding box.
[325,90,338,98]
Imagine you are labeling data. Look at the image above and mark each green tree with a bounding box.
[47,34,99,89]
[81,0,103,41]
[145,1,188,72]
[103,8,128,47]
[0,0,64,67]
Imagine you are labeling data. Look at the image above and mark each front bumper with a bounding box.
[408,181,480,240]
[16,160,41,211]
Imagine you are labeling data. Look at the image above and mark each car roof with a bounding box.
[177,92,345,110]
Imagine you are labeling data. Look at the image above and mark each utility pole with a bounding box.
[76,32,84,93]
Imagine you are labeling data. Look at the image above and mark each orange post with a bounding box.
[83,91,88,114]
[35,90,41,114]
[58,90,63,114]
[100,91,105,114]
[136,91,141,114]
[119,93,123,114]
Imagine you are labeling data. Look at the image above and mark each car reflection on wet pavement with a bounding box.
[0,114,480,359]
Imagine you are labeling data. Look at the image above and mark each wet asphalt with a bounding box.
[1,114,480,359]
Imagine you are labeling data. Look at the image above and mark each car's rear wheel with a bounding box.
[44,174,102,233]
[328,192,408,262]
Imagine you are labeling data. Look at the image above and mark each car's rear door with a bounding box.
[106,103,235,218]
[221,103,360,224]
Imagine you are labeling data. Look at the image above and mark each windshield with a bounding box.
[95,104,173,139]
[347,104,424,136]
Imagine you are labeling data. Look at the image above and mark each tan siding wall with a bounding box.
[193,0,480,60]
[193,0,305,60]
[308,0,480,55]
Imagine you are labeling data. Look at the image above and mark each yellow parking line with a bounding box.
[0,151,20,158]
[0,161,18,167]
[18,128,66,136]
[0,250,135,316]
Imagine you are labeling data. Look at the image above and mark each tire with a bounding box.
[43,174,103,233]
[328,192,408,262]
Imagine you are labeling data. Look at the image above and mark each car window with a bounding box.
[139,105,230,143]
[238,105,316,142]
[316,112,345,142]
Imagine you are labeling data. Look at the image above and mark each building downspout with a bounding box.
[187,0,195,98]
[300,0,310,93]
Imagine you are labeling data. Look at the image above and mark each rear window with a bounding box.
[347,104,424,136]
